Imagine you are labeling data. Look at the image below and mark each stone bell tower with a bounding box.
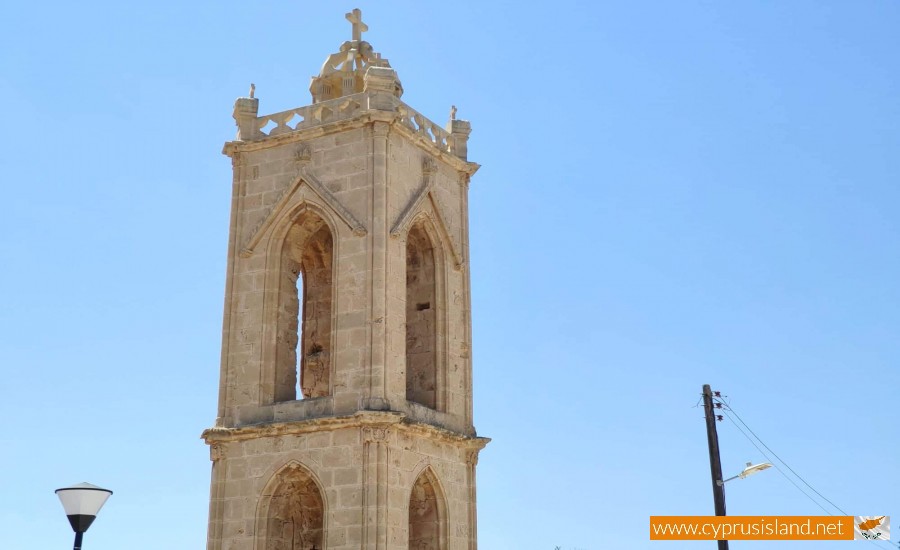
[202,9,487,550]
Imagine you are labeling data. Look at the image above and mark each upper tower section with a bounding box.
[217,8,480,437]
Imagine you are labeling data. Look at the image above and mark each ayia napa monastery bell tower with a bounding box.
[202,9,489,550]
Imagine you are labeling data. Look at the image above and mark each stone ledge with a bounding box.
[223,107,479,177]
[202,410,489,450]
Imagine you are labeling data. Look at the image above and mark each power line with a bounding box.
[717,401,894,550]
[719,409,833,516]
[720,401,850,516]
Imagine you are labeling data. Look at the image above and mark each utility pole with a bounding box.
[702,384,729,550]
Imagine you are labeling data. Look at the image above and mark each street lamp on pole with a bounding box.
[718,462,772,486]
[55,482,113,550]
[702,384,729,550]
[702,385,774,549]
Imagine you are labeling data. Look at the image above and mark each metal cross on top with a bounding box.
[345,8,368,42]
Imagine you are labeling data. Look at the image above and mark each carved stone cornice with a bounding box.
[201,410,490,451]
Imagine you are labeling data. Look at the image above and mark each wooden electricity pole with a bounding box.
[702,384,729,550]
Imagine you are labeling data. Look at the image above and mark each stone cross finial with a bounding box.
[345,8,368,42]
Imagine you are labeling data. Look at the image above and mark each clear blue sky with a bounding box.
[1,2,897,549]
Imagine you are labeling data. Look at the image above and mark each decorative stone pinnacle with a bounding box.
[346,8,368,42]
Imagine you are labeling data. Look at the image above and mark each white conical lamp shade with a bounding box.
[56,482,113,533]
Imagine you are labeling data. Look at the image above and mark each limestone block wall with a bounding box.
[384,134,472,431]
[205,420,482,550]
[222,125,374,426]
[219,118,475,435]
[210,68,485,550]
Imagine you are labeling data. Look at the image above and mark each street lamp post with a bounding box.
[55,483,113,550]
[702,384,728,550]
[718,462,772,486]
[702,385,773,549]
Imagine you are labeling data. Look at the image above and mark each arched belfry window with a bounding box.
[275,211,333,402]
[261,463,325,550]
[408,468,446,550]
[405,223,438,409]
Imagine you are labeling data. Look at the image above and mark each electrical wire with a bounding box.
[716,401,894,550]
[719,409,833,516]
[721,401,850,516]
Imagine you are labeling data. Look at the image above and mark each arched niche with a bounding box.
[408,466,447,550]
[257,461,326,550]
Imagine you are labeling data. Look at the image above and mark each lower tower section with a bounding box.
[204,413,487,550]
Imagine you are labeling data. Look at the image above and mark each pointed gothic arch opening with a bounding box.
[274,208,334,403]
[405,221,440,410]
[408,467,447,550]
[258,462,326,550]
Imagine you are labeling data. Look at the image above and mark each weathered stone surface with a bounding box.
[204,9,485,550]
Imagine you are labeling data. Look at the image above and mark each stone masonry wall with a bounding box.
[221,120,472,431]
[210,107,484,550]
[225,126,374,421]
[207,424,477,550]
